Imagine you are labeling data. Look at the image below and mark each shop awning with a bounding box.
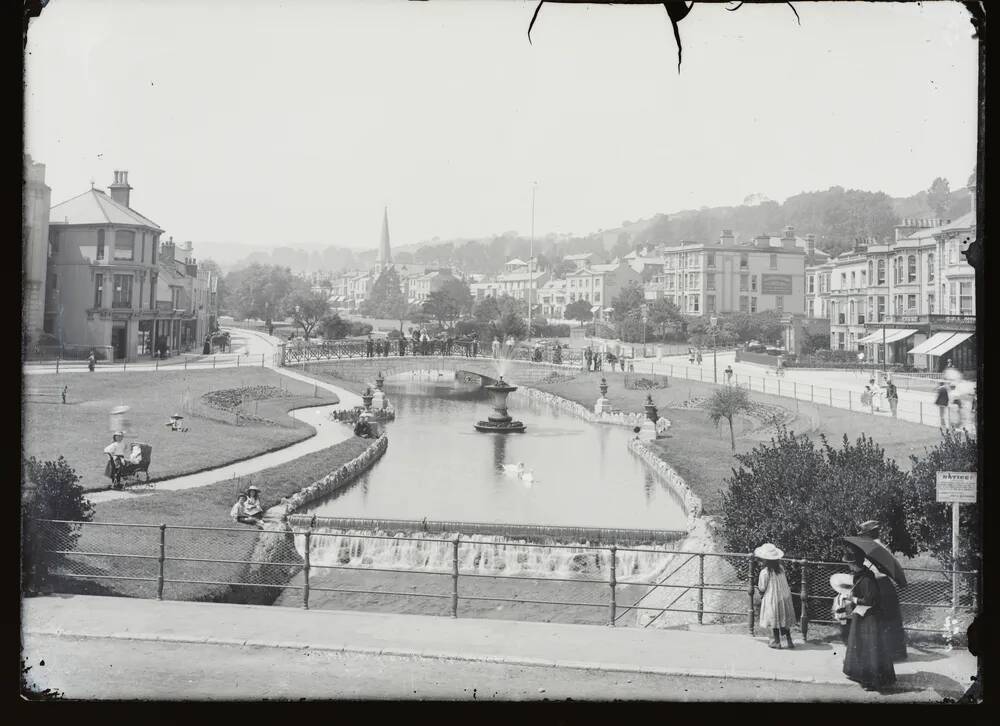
[907,332,955,356]
[911,331,973,358]
[857,328,917,345]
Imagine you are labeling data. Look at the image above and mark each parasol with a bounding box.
[841,536,907,587]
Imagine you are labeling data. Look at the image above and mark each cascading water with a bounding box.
[294,529,677,584]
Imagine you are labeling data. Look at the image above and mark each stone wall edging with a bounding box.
[511,386,648,428]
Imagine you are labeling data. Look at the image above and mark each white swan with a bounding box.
[501,463,524,477]
[519,470,536,486]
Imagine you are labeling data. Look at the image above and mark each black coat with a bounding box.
[843,569,896,689]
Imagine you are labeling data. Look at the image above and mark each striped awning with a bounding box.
[857,328,917,345]
[909,331,973,357]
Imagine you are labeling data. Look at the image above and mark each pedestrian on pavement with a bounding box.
[584,347,593,371]
[861,385,873,413]
[724,365,734,384]
[871,380,883,412]
[620,356,626,373]
[689,349,695,365]
[628,358,634,372]
[841,550,896,691]
[754,543,797,649]
[830,573,855,644]
[88,350,96,372]
[696,350,703,365]
[884,379,899,418]
[504,335,515,358]
[934,380,951,429]
[857,520,907,661]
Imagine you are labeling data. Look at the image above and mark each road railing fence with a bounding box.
[23,352,271,374]
[27,518,977,638]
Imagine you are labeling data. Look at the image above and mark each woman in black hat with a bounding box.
[841,550,896,691]
[857,520,907,661]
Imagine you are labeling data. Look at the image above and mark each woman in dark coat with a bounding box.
[842,552,896,691]
[857,520,907,661]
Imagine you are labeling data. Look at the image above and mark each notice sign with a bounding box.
[761,274,793,295]
[936,471,977,503]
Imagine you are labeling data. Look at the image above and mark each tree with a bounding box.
[706,384,753,452]
[648,298,683,337]
[927,177,952,219]
[610,281,645,322]
[552,259,577,279]
[284,289,329,338]
[564,299,593,327]
[611,232,632,260]
[224,264,298,321]
[439,278,474,318]
[423,290,461,329]
[903,430,979,571]
[360,268,408,329]
[22,457,94,591]
[720,429,915,562]
[319,313,350,339]
[473,296,502,323]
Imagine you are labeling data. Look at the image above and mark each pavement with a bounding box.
[22,595,977,698]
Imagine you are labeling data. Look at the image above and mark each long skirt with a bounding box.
[843,611,896,689]
[876,574,907,661]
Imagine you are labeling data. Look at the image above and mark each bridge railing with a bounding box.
[28,517,977,639]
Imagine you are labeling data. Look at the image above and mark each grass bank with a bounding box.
[47,435,375,603]
[532,370,943,515]
[22,368,337,491]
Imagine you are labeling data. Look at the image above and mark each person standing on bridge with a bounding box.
[491,337,501,359]
[754,543,796,649]
[398,335,406,357]
[365,334,374,358]
[471,334,479,358]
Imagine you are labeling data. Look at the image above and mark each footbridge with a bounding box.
[281,344,582,387]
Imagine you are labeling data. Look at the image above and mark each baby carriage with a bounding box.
[105,442,154,490]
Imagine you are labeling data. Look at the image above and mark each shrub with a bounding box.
[720,428,915,562]
[348,322,373,337]
[904,430,979,571]
[22,457,95,592]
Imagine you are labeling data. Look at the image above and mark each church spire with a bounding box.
[378,205,392,269]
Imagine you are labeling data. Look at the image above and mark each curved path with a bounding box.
[88,329,365,503]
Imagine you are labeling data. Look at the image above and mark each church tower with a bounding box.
[377,206,392,270]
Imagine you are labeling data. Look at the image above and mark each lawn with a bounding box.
[533,370,944,516]
[22,368,338,492]
[41,435,375,604]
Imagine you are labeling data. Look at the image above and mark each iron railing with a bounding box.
[23,353,270,373]
[27,518,978,638]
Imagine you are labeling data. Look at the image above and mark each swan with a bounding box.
[501,463,522,476]
[519,470,536,486]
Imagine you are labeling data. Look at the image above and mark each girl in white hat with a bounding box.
[754,542,797,649]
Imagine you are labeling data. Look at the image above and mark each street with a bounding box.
[21,634,958,702]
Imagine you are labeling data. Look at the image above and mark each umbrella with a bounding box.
[841,536,907,587]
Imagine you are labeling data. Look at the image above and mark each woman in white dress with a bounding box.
[754,543,797,649]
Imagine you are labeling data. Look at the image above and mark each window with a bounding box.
[152,237,157,264]
[740,253,748,269]
[861,270,867,286]
[113,274,132,308]
[140,233,146,262]
[907,255,917,283]
[751,275,758,293]
[960,282,974,314]
[769,254,777,270]
[93,274,104,308]
[705,295,716,313]
[849,300,855,320]
[841,273,847,289]
[139,275,145,310]
[808,275,815,294]
[706,274,716,291]
[850,271,856,288]
[927,293,935,313]
[927,253,935,281]
[838,332,845,350]
[114,230,135,260]
[594,292,600,302]
[907,294,917,312]
[877,259,886,284]
[949,283,957,313]
[894,294,904,314]
[688,296,700,313]
[739,295,749,312]
[150,272,157,308]
[48,231,59,257]
[807,299,814,317]
[97,230,105,261]
[867,296,874,320]
[877,296,886,321]
[868,261,873,282]
[706,252,716,268]
[948,242,957,265]
[752,297,759,313]
[739,274,748,292]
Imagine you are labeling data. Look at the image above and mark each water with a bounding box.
[304,374,687,531]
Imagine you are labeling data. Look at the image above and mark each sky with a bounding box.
[25,0,978,253]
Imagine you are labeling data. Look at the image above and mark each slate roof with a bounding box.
[49,188,162,231]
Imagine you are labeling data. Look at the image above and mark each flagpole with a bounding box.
[528,182,536,343]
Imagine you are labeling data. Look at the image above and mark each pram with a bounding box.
[105,442,154,490]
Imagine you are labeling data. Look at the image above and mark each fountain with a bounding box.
[474,375,526,433]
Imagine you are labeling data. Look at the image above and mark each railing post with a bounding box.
[777,379,781,397]
[848,390,852,410]
[155,357,159,371]
[747,555,755,636]
[213,355,217,369]
[608,545,618,626]
[451,535,460,618]
[697,553,705,625]
[55,357,59,373]
[303,527,312,610]
[237,354,240,368]
[157,523,166,600]
[829,388,833,406]
[123,358,127,371]
[262,354,265,368]
[920,401,924,425]
[811,383,814,402]
[799,560,809,641]
[184,357,188,370]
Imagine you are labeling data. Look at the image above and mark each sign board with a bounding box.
[761,274,794,296]
[710,316,718,328]
[936,471,977,503]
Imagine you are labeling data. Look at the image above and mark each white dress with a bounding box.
[758,567,797,629]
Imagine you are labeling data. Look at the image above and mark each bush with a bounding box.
[720,428,915,561]
[532,322,570,338]
[904,430,979,571]
[22,457,95,592]
[348,322,373,337]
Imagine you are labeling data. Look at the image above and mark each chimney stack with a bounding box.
[160,236,175,264]
[109,170,132,208]
[782,225,795,240]
[719,229,734,246]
